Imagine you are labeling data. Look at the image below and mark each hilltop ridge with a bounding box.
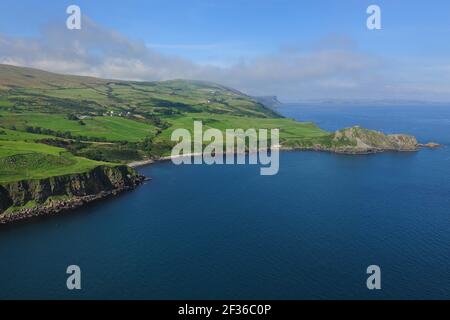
[0,64,279,118]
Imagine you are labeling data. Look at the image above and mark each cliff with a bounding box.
[253,96,283,108]
[328,126,419,154]
[284,126,420,154]
[0,165,146,224]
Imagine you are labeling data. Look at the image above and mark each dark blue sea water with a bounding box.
[0,105,449,300]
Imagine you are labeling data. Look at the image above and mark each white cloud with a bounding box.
[1,17,449,102]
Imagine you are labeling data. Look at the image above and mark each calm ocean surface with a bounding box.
[0,105,449,299]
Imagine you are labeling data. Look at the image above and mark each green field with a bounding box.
[0,112,157,142]
[0,64,334,184]
[0,140,107,183]
[0,127,53,141]
[157,112,330,154]
[161,113,328,139]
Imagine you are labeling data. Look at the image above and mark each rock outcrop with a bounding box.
[284,125,421,154]
[419,142,441,148]
[328,126,419,154]
[0,165,146,224]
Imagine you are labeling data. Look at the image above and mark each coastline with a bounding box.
[1,140,441,226]
[128,141,440,170]
[0,166,147,225]
[129,146,283,168]
[0,183,143,225]
[128,159,156,168]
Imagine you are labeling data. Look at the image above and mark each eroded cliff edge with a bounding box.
[0,165,146,224]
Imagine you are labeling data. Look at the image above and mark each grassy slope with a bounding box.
[0,112,157,142]
[0,64,330,183]
[0,140,107,183]
[158,113,329,154]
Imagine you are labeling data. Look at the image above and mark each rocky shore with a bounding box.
[132,126,440,167]
[128,159,155,168]
[0,126,440,225]
[0,165,147,225]
[419,142,441,149]
[283,126,430,154]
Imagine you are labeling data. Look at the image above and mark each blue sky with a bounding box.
[1,0,450,101]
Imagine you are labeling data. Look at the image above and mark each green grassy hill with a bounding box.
[0,64,279,118]
[1,63,419,186]
[0,63,333,183]
[0,64,422,219]
[0,139,108,183]
[0,64,108,89]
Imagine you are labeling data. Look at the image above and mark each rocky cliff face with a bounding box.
[0,165,146,223]
[253,96,282,108]
[329,126,419,154]
[284,125,420,154]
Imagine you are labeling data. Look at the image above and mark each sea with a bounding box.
[0,104,449,299]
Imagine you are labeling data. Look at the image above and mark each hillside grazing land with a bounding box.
[0,64,331,182]
[0,64,419,185]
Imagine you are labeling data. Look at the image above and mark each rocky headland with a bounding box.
[0,126,440,225]
[284,126,438,154]
[0,165,146,224]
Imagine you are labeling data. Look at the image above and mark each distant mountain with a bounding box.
[287,99,450,107]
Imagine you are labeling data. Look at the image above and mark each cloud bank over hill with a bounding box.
[1,17,449,102]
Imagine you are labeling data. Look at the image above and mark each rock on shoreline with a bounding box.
[0,126,439,225]
[0,165,147,225]
[419,142,441,148]
[330,126,420,154]
[285,126,424,154]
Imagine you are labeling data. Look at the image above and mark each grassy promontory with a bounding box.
[283,125,420,154]
[0,165,145,223]
[0,64,429,222]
